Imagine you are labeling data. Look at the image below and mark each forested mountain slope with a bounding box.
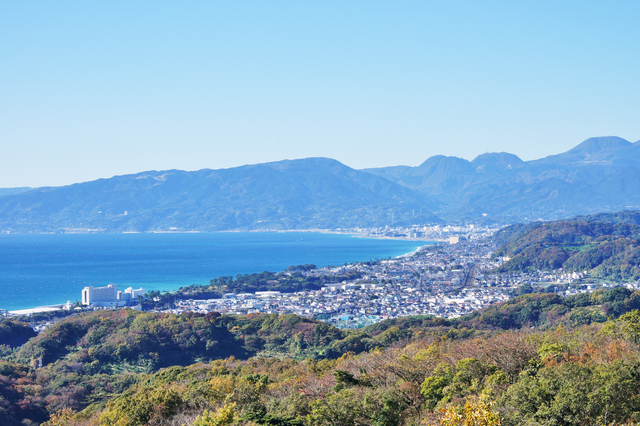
[3,136,640,231]
[0,158,440,233]
[3,286,640,425]
[366,136,640,223]
[491,211,640,280]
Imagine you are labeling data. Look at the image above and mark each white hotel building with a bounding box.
[82,284,145,307]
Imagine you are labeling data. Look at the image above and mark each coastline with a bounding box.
[1,231,431,314]
[4,247,431,317]
[1,227,447,241]
[7,304,66,316]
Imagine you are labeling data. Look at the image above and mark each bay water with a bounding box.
[0,232,427,311]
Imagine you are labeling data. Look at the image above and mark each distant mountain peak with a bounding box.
[4,135,640,230]
[530,135,637,166]
[565,136,631,156]
[418,155,472,169]
[0,157,442,233]
[364,135,640,223]
[264,157,347,171]
[471,152,524,171]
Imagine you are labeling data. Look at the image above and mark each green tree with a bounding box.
[193,403,236,426]
[421,363,453,409]
[99,384,184,426]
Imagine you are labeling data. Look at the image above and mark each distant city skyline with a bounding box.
[2,1,639,188]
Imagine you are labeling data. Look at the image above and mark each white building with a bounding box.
[82,285,146,307]
[117,287,146,302]
[82,284,118,307]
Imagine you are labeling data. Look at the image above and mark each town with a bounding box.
[159,225,635,329]
[8,225,639,331]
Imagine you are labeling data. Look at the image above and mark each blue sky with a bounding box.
[1,1,639,187]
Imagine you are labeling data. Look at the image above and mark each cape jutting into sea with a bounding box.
[0,232,430,311]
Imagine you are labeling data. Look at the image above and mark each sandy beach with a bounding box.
[8,305,64,316]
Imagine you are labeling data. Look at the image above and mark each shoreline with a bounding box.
[1,232,437,315]
[0,228,448,242]
[7,304,67,316]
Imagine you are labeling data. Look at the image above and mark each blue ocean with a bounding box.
[0,232,426,311]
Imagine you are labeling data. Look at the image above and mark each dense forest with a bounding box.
[2,287,640,425]
[0,318,36,357]
[492,211,640,281]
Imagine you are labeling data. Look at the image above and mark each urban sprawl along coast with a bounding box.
[154,224,640,328]
[5,224,639,330]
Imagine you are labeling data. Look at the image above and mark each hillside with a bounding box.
[12,310,368,371]
[3,137,640,232]
[2,287,640,425]
[0,318,36,350]
[492,211,640,280]
[365,136,640,223]
[0,158,440,233]
[0,187,32,197]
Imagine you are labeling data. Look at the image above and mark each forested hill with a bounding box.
[14,287,639,375]
[0,158,440,233]
[492,210,640,280]
[2,287,640,425]
[0,319,36,348]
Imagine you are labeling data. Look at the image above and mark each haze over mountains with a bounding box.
[0,158,440,232]
[366,136,640,223]
[1,136,639,233]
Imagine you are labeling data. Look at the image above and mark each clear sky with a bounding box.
[1,1,639,188]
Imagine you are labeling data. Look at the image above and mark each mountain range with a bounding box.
[365,136,640,222]
[0,158,439,232]
[1,136,639,232]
